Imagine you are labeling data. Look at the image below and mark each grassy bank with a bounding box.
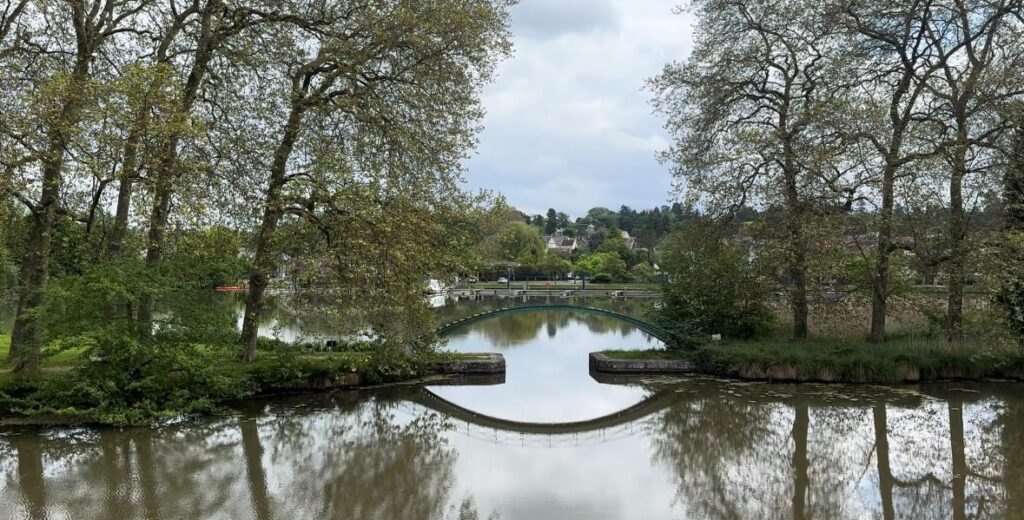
[0,333,491,426]
[603,338,1024,383]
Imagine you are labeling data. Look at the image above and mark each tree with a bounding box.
[556,212,571,233]
[650,224,775,346]
[3,1,152,371]
[839,0,943,342]
[651,0,849,340]
[597,234,631,262]
[575,252,627,281]
[238,0,513,362]
[494,222,545,264]
[920,0,1024,340]
[544,208,558,234]
[630,262,655,283]
[538,254,571,280]
[136,1,289,333]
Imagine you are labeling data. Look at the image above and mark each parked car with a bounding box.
[497,277,508,283]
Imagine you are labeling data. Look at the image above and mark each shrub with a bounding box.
[590,273,613,283]
[649,222,775,348]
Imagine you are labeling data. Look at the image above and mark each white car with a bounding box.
[497,277,508,283]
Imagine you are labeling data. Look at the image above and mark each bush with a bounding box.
[649,223,775,348]
[590,273,613,283]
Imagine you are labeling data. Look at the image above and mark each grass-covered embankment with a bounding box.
[602,338,1024,383]
[0,333,495,426]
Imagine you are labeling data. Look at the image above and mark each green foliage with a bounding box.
[575,252,628,281]
[0,241,15,300]
[597,234,632,261]
[650,224,775,347]
[602,337,1024,383]
[494,221,546,264]
[537,254,572,277]
[630,262,656,283]
[591,273,613,283]
[0,342,253,425]
[165,226,247,288]
[995,231,1024,347]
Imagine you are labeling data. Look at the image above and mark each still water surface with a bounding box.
[1,298,1023,519]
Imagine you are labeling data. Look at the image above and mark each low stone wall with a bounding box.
[589,352,697,373]
[294,353,505,391]
[589,351,1024,383]
[430,353,506,374]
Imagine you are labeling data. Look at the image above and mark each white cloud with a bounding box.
[464,0,696,217]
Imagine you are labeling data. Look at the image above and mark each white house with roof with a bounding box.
[542,234,579,255]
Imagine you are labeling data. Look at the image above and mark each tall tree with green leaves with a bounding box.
[544,208,558,234]
[238,0,513,362]
[919,0,1024,341]
[136,0,291,331]
[3,1,152,371]
[651,0,849,340]
[838,0,941,342]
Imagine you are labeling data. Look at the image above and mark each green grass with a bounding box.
[0,334,88,370]
[601,337,1024,383]
[602,349,691,360]
[0,335,499,426]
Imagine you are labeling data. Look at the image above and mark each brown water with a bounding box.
[1,302,1023,519]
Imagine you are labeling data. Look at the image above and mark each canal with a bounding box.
[1,296,1022,519]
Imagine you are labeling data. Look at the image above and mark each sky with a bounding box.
[462,0,696,218]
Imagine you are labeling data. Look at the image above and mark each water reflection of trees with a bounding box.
[443,309,650,348]
[646,382,1022,519]
[1,383,1022,519]
[0,391,487,519]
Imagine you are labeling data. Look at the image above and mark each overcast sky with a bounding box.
[462,0,696,218]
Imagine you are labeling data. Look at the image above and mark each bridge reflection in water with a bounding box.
[2,380,1022,519]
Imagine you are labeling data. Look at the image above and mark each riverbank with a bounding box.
[598,339,1024,383]
[0,334,504,426]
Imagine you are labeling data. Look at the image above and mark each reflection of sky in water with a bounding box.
[429,311,663,423]
[1,384,1022,519]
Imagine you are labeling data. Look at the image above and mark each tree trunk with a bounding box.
[137,8,216,333]
[946,121,968,342]
[240,105,304,362]
[870,163,896,343]
[136,161,176,332]
[107,118,145,259]
[784,162,809,341]
[8,105,77,370]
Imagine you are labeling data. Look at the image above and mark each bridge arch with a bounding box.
[433,304,673,344]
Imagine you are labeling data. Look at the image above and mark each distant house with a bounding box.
[542,234,579,255]
[619,230,638,250]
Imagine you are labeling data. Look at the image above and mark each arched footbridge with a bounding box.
[432,304,673,344]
